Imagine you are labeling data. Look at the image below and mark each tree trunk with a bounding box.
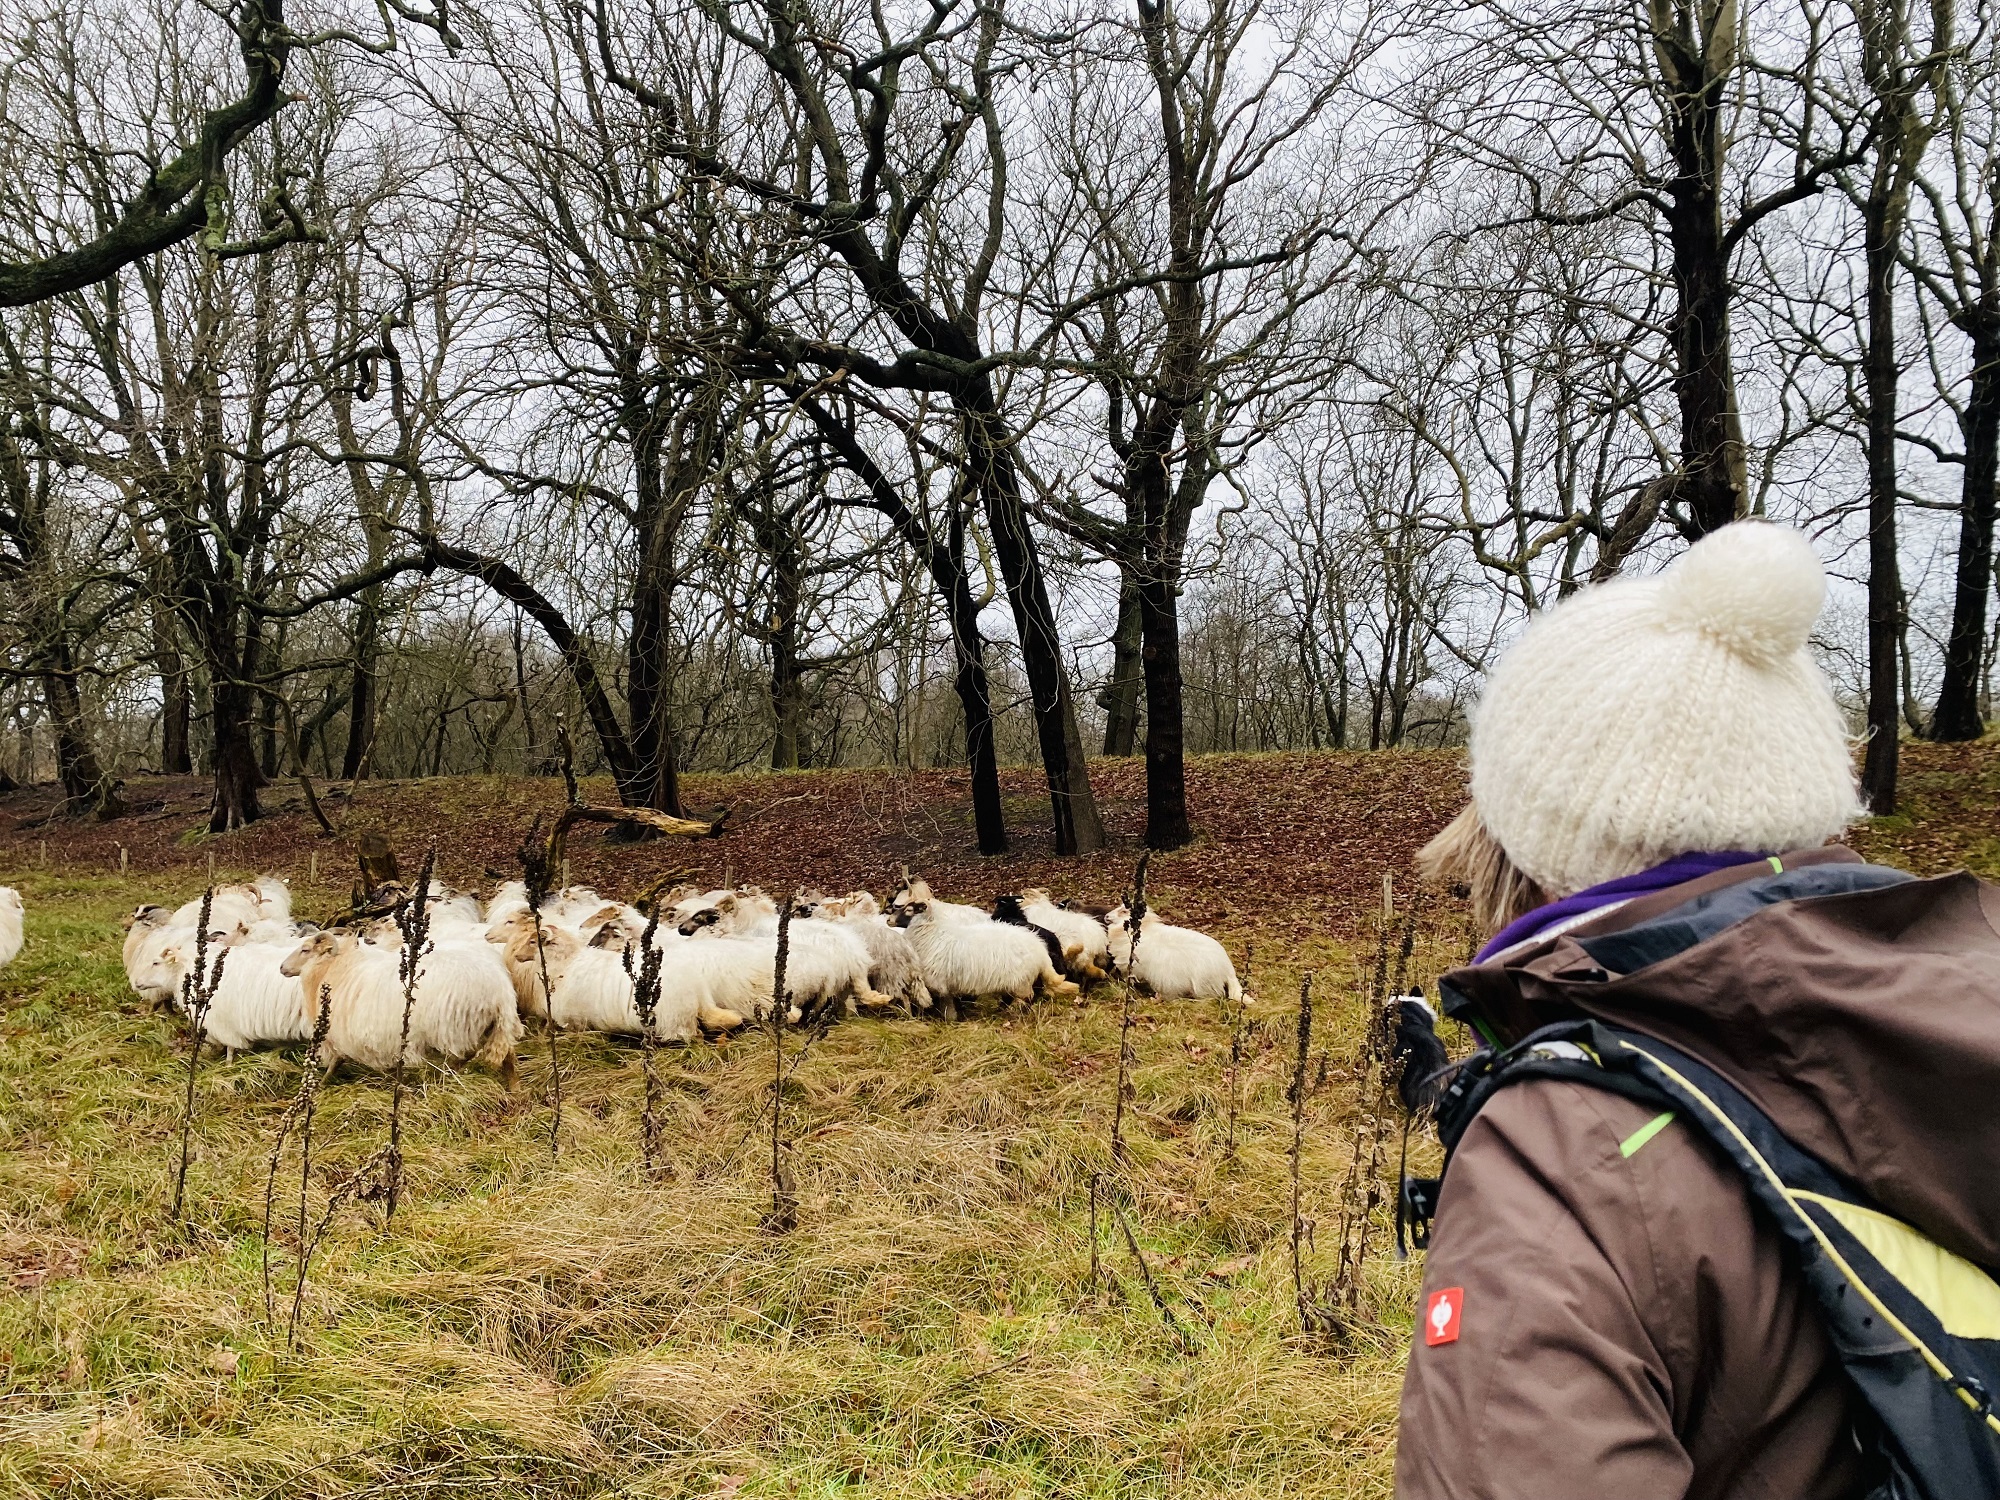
[1665,165,1750,536]
[769,631,805,772]
[967,403,1105,855]
[342,589,382,778]
[623,406,687,816]
[1861,181,1903,815]
[1654,9,1750,538]
[626,565,683,814]
[1931,317,2000,740]
[209,672,265,832]
[42,649,123,817]
[154,608,193,774]
[942,503,1007,855]
[1101,570,1144,756]
[1136,570,1190,848]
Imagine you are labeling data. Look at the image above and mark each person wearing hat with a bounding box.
[1395,521,2000,1498]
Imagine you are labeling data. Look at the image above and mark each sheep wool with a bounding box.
[0,886,22,970]
[1470,520,1862,898]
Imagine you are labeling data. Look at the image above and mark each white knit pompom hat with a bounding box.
[1469,521,1861,898]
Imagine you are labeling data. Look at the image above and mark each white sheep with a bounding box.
[485,880,532,927]
[124,905,198,1007]
[242,915,315,946]
[802,891,933,1013]
[890,879,1079,1010]
[1008,889,1110,981]
[0,886,22,969]
[0,888,22,968]
[170,885,261,933]
[250,875,292,922]
[1105,905,1244,1003]
[548,885,614,925]
[424,888,486,935]
[657,931,800,1026]
[497,924,746,1040]
[131,938,312,1059]
[280,930,522,1086]
[677,889,893,1015]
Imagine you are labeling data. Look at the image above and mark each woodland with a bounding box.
[1,0,1997,853]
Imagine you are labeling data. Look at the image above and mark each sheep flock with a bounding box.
[8,870,1249,1086]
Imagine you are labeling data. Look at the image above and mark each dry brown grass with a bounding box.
[4,743,1990,1498]
[0,867,1464,1498]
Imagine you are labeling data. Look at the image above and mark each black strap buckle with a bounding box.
[1398,1174,1442,1259]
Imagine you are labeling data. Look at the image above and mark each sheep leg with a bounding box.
[698,1003,746,1033]
[474,1019,519,1090]
[1037,964,1081,1001]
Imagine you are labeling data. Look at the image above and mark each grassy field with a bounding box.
[1,744,1993,1498]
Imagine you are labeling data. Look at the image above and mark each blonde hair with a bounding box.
[1418,803,1548,935]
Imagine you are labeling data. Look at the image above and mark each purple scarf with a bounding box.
[1475,851,1772,962]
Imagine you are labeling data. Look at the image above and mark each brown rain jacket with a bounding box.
[1395,847,2000,1500]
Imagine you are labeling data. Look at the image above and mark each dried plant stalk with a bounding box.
[1110,851,1151,1168]
[262,983,332,1324]
[760,892,798,1235]
[518,817,563,1158]
[1112,1200,1197,1354]
[622,905,669,1179]
[384,844,435,1219]
[171,887,228,1222]
[287,1145,394,1350]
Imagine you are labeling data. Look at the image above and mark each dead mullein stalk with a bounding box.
[262,983,332,1324]
[1110,851,1151,1169]
[518,817,563,1158]
[171,887,228,1222]
[1289,973,1339,1338]
[760,891,799,1235]
[621,906,669,1179]
[382,844,436,1219]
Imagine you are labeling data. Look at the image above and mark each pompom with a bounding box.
[1657,521,1824,667]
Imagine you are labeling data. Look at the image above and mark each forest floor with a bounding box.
[0,742,1994,1498]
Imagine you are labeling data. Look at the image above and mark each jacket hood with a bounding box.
[1439,848,2000,1269]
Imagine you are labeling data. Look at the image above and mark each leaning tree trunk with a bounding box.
[1861,179,1905,814]
[41,646,123,817]
[794,390,1008,853]
[966,402,1105,855]
[1931,316,2000,741]
[1101,570,1144,757]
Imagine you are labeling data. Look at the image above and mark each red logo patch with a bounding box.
[1424,1287,1463,1346]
